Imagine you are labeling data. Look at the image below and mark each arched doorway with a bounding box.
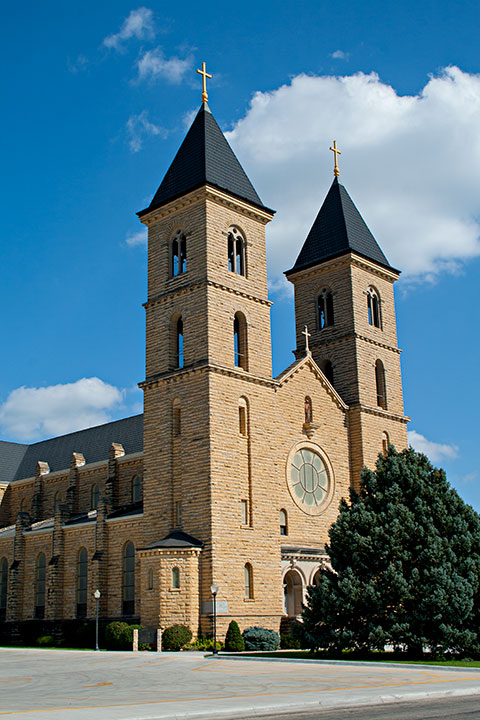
[283,569,303,617]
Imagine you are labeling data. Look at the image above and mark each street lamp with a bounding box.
[210,582,219,655]
[94,589,101,651]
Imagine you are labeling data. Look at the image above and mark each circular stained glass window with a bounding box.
[287,445,333,515]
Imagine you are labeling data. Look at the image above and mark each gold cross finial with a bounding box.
[196,61,212,104]
[329,140,342,177]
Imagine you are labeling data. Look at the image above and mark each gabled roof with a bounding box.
[6,414,143,482]
[0,441,28,484]
[138,103,273,216]
[143,529,204,550]
[286,177,397,276]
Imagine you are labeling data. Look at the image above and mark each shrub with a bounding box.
[280,633,300,649]
[162,624,192,651]
[189,636,224,652]
[105,622,143,650]
[242,626,280,651]
[225,621,245,652]
[36,635,54,646]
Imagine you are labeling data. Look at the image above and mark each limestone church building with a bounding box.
[0,91,408,638]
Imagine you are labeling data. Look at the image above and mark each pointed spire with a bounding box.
[286,177,397,276]
[138,104,273,217]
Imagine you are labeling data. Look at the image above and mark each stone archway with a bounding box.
[283,569,303,617]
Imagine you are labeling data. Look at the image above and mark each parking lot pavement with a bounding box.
[1,648,480,720]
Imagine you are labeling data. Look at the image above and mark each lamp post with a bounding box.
[94,589,101,651]
[210,582,219,655]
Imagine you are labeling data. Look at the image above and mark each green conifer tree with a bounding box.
[303,446,480,658]
[224,620,245,651]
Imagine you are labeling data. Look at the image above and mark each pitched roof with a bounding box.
[0,441,28,484]
[138,103,273,216]
[143,529,204,550]
[286,178,397,275]
[5,414,143,482]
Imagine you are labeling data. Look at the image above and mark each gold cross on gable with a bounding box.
[196,62,212,104]
[329,140,342,177]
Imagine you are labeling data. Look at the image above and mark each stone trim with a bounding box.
[287,252,399,283]
[105,513,144,523]
[145,280,271,309]
[311,331,401,355]
[136,547,201,558]
[351,404,410,423]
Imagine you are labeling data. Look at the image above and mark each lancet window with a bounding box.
[76,547,88,618]
[375,359,387,409]
[227,227,245,276]
[367,287,381,328]
[122,542,135,616]
[317,288,334,329]
[171,229,187,276]
[35,553,46,619]
[234,312,248,370]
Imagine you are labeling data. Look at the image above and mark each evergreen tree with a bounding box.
[224,620,245,651]
[303,446,480,657]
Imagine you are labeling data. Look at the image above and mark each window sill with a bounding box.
[243,598,255,602]
[240,524,254,530]
[169,588,181,593]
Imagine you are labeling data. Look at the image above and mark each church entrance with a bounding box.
[283,569,303,617]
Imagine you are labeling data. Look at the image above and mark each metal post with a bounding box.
[94,589,101,651]
[210,582,219,655]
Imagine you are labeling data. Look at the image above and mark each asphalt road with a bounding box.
[1,648,480,720]
[242,696,480,719]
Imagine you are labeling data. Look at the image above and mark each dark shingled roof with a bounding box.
[138,103,273,216]
[6,415,143,482]
[0,441,28,484]
[143,529,203,550]
[286,178,396,275]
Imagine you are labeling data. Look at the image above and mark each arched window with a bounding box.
[317,288,334,329]
[227,227,245,276]
[244,563,254,599]
[147,568,154,590]
[283,569,303,616]
[0,557,8,621]
[382,431,390,455]
[233,312,248,370]
[19,498,25,513]
[53,491,61,513]
[172,567,180,589]
[122,542,135,616]
[238,397,248,436]
[171,229,187,277]
[279,509,288,536]
[132,476,142,503]
[321,360,334,386]
[312,569,322,586]
[375,359,387,409]
[35,553,46,619]
[176,317,184,369]
[76,548,88,618]
[91,485,99,510]
[367,287,381,328]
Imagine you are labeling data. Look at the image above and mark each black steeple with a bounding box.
[286,177,396,275]
[139,103,273,216]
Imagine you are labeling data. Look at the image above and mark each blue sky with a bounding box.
[1,1,479,508]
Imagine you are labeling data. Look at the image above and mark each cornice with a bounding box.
[349,403,410,424]
[312,331,401,354]
[286,252,399,284]
[144,280,271,309]
[136,547,202,557]
[138,185,274,227]
[140,362,276,390]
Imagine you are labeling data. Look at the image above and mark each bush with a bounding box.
[189,636,224,652]
[36,635,54,646]
[242,626,280,651]
[280,633,300,649]
[105,622,143,650]
[162,624,192,651]
[225,621,245,652]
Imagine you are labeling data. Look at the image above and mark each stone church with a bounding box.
[0,87,408,638]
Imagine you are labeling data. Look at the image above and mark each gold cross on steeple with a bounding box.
[329,140,342,178]
[196,62,212,104]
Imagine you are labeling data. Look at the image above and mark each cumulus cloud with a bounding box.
[407,430,459,463]
[126,229,147,247]
[126,110,166,152]
[225,67,480,288]
[104,7,154,50]
[331,50,349,60]
[137,47,191,83]
[0,378,125,442]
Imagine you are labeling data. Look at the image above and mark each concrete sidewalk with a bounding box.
[1,647,479,719]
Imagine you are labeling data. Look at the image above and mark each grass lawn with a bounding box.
[224,650,480,668]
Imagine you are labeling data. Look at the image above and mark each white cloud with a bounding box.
[407,430,459,463]
[104,7,154,50]
[331,50,349,60]
[225,67,480,288]
[126,229,147,247]
[68,54,88,73]
[126,110,166,152]
[137,47,191,83]
[0,378,125,442]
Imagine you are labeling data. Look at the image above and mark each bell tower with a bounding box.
[285,146,408,487]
